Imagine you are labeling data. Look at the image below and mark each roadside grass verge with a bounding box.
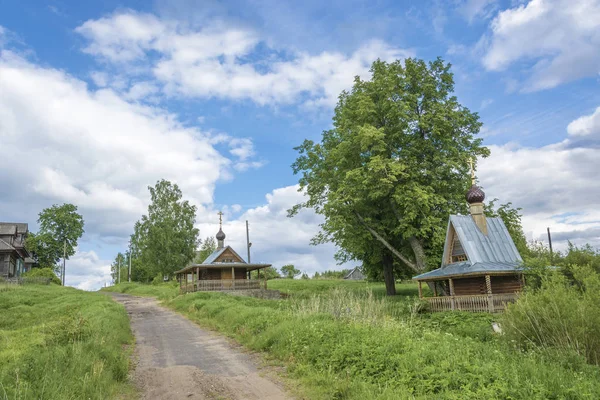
[105,281,600,399]
[100,281,179,300]
[0,285,135,400]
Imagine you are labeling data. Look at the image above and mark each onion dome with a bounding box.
[216,228,226,241]
[466,184,485,204]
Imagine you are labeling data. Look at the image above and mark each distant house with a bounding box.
[174,214,272,292]
[412,170,524,312]
[0,223,33,279]
[344,267,366,280]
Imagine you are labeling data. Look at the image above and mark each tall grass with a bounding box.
[101,281,179,300]
[0,285,135,399]
[164,288,600,399]
[503,265,600,366]
[289,288,403,323]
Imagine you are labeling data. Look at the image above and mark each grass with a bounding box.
[0,285,135,400]
[100,281,180,300]
[105,280,600,399]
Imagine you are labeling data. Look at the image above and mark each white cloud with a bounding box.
[66,250,112,290]
[0,49,264,239]
[479,106,600,249]
[76,11,412,107]
[198,185,353,278]
[480,0,600,91]
[567,106,600,137]
[459,0,498,23]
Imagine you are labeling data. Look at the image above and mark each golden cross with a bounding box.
[217,211,223,227]
[469,157,476,185]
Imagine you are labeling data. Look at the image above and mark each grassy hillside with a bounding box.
[105,280,600,399]
[0,285,135,400]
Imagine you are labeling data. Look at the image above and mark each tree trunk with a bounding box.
[408,236,427,272]
[382,250,396,296]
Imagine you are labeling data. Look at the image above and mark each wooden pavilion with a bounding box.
[174,214,271,293]
[412,165,524,312]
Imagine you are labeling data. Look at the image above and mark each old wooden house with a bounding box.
[412,171,524,312]
[0,222,33,279]
[175,216,271,293]
[344,267,366,280]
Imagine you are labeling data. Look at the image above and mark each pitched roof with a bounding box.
[344,267,365,280]
[443,215,522,266]
[0,225,17,235]
[0,223,28,234]
[202,245,246,264]
[413,215,523,281]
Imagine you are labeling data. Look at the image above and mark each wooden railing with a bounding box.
[181,279,266,293]
[425,293,518,313]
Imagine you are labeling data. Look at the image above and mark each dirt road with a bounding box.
[109,293,291,400]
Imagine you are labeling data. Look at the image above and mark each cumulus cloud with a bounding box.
[75,11,412,107]
[0,49,264,239]
[66,250,112,290]
[480,0,600,91]
[197,185,353,278]
[479,105,600,248]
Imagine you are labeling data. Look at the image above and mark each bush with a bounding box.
[23,267,61,285]
[503,264,600,366]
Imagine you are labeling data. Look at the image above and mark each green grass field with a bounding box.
[0,285,135,400]
[105,279,600,399]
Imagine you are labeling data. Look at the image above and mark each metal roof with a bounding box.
[442,215,522,266]
[413,261,523,280]
[0,225,17,235]
[414,214,523,281]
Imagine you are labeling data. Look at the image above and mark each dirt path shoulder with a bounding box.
[109,293,291,400]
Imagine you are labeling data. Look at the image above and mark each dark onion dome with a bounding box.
[216,228,226,240]
[466,184,485,204]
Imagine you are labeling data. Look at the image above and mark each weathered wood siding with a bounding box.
[452,277,487,295]
[491,275,523,294]
[214,248,244,263]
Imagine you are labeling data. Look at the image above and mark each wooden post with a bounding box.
[232,266,235,289]
[485,275,494,313]
[418,281,423,298]
[433,282,438,297]
[449,279,455,310]
[185,272,188,293]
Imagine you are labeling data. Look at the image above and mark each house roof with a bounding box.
[0,225,17,235]
[0,223,28,234]
[202,245,246,264]
[413,215,523,281]
[412,261,523,280]
[174,262,271,274]
[344,267,365,279]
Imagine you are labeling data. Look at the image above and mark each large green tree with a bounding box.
[26,204,85,283]
[131,180,200,280]
[289,58,489,295]
[281,264,301,279]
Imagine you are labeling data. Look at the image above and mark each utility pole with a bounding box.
[246,220,252,279]
[246,220,252,263]
[128,249,132,283]
[547,227,554,264]
[62,239,66,286]
[118,256,121,284]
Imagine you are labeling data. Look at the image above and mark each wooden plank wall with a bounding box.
[453,277,487,295]
[491,275,523,294]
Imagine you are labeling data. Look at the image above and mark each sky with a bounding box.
[1,0,600,290]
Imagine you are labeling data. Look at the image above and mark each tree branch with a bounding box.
[353,211,420,273]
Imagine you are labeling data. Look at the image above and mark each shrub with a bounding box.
[23,267,61,285]
[502,264,600,366]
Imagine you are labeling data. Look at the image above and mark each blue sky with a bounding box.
[1,0,600,289]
